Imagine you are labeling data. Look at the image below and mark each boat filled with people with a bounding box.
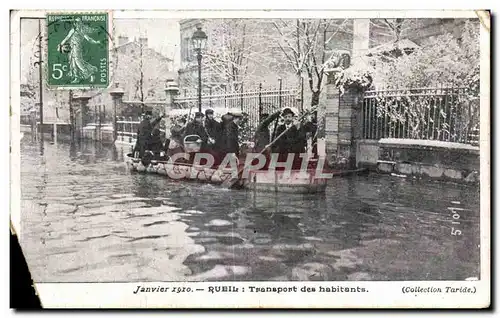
[124,107,365,194]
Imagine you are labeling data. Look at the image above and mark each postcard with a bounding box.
[9,9,490,308]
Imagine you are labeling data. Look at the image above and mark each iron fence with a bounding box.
[362,87,480,146]
[173,82,302,133]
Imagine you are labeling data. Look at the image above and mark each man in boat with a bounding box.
[204,108,220,150]
[272,107,307,169]
[134,111,164,158]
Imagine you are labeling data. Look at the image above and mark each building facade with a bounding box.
[85,35,176,120]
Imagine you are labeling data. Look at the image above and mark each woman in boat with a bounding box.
[217,111,242,163]
[215,113,233,164]
[147,125,164,158]
[185,112,209,149]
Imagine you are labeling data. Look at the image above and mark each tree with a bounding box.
[369,19,416,46]
[268,19,353,107]
[336,20,480,142]
[113,37,173,107]
[181,19,275,93]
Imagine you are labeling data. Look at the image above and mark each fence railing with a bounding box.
[115,117,140,144]
[173,82,302,132]
[115,117,168,145]
[362,87,480,146]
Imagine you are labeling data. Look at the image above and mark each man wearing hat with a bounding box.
[134,110,164,158]
[204,109,220,148]
[185,112,209,149]
[272,107,307,165]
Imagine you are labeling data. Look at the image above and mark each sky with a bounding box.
[20,17,180,84]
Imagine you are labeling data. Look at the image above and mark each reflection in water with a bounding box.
[19,139,480,282]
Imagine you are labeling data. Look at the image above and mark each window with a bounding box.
[182,37,192,62]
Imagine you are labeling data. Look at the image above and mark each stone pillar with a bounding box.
[72,95,91,140]
[164,80,179,138]
[323,72,363,169]
[109,83,125,142]
[324,73,340,159]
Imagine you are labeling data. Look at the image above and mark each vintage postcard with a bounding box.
[9,9,490,309]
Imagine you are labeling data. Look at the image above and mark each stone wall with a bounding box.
[356,139,380,169]
[377,138,480,183]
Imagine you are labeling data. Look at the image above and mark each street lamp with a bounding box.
[191,24,208,113]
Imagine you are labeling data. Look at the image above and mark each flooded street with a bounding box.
[19,138,480,282]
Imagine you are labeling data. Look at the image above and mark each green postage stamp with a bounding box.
[47,13,110,89]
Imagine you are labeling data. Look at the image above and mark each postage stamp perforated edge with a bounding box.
[44,10,113,91]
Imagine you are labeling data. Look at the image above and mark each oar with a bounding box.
[221,106,319,189]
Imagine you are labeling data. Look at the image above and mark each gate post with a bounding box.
[72,94,92,141]
[109,83,125,142]
[165,80,179,137]
[323,71,363,169]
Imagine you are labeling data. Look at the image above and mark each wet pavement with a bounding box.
[19,138,480,282]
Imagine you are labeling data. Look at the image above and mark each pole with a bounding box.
[258,82,263,120]
[38,19,44,141]
[278,78,282,110]
[300,76,304,112]
[209,86,212,108]
[69,90,74,141]
[197,49,202,113]
[113,97,117,142]
[240,83,244,111]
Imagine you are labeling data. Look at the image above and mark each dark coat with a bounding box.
[220,121,240,156]
[205,118,221,141]
[185,121,208,143]
[135,116,162,156]
[272,124,306,154]
[255,125,271,152]
[148,129,164,152]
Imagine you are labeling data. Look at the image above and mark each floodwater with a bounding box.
[19,138,481,282]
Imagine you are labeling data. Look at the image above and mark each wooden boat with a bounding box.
[124,153,330,193]
[124,153,367,194]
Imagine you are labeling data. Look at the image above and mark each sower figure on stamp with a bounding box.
[57,18,101,84]
[134,111,164,158]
